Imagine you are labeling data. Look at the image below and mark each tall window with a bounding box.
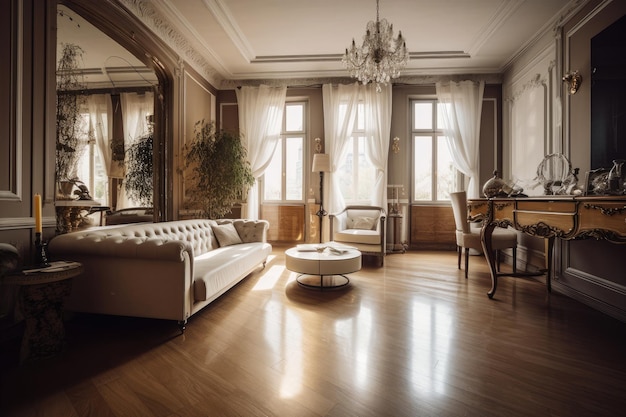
[263,101,305,202]
[76,111,109,205]
[337,103,376,204]
[412,99,458,202]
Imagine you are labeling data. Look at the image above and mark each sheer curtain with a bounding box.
[86,94,113,206]
[363,84,392,207]
[86,94,113,177]
[236,85,287,219]
[322,83,359,215]
[322,83,392,214]
[436,80,485,198]
[118,91,154,208]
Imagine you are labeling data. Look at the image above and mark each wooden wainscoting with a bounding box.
[410,204,456,250]
[261,204,305,243]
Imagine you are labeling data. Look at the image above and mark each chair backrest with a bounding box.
[449,191,470,234]
[345,207,383,231]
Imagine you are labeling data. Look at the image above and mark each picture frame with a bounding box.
[584,167,608,196]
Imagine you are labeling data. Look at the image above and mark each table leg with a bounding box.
[480,222,499,298]
[481,222,550,299]
[545,236,554,293]
[296,274,350,289]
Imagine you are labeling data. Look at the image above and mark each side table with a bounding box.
[3,261,83,363]
[387,213,407,253]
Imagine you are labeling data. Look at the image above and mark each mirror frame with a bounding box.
[54,0,178,221]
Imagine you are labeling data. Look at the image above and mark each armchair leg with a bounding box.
[513,248,517,273]
[457,246,462,270]
[464,248,470,279]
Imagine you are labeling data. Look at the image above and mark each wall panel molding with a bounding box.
[0,0,23,201]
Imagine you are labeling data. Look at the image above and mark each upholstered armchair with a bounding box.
[329,205,386,266]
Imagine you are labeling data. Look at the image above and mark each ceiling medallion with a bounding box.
[342,0,409,92]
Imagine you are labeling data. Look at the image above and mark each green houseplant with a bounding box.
[124,132,153,206]
[56,43,86,190]
[184,120,254,219]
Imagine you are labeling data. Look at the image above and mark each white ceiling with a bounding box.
[152,0,577,82]
[59,0,581,88]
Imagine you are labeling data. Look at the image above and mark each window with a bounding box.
[412,99,458,202]
[75,112,109,206]
[337,103,376,204]
[263,101,305,202]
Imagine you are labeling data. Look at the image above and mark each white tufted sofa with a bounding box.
[48,219,271,331]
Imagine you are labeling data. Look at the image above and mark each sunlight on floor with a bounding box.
[252,264,283,291]
[410,299,452,395]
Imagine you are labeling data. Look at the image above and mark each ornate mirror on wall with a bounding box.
[56,3,162,229]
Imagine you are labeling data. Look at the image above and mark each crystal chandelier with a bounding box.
[342,0,409,92]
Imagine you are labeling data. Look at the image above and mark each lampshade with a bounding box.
[312,153,330,173]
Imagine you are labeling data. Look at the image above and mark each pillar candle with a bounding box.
[34,193,42,234]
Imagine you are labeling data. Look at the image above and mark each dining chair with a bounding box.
[449,191,517,278]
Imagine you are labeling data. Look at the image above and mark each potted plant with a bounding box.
[124,132,153,206]
[183,120,254,219]
[56,43,86,197]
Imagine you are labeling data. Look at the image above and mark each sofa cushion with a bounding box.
[228,219,268,243]
[334,229,381,245]
[193,242,272,301]
[211,223,243,247]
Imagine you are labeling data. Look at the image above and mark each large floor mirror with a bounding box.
[56,3,163,229]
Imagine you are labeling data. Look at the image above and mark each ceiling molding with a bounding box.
[220,73,502,90]
[157,0,231,76]
[251,51,471,64]
[468,0,523,56]
[500,0,589,73]
[200,0,255,62]
[118,0,223,86]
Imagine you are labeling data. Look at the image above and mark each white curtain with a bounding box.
[363,84,392,208]
[436,80,485,198]
[118,91,154,208]
[86,94,113,177]
[322,83,392,214]
[322,83,359,215]
[236,85,287,219]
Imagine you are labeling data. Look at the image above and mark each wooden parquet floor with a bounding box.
[1,246,625,416]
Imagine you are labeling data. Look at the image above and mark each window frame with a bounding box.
[261,99,307,204]
[333,102,379,206]
[410,97,461,204]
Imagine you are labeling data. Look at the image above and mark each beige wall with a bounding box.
[560,0,626,322]
[503,0,626,321]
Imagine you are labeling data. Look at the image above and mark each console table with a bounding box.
[467,196,626,298]
[55,199,104,234]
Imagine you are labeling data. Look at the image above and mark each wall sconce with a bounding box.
[563,71,582,95]
[392,137,400,154]
[314,137,322,153]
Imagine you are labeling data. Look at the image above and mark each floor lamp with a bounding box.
[312,153,330,242]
